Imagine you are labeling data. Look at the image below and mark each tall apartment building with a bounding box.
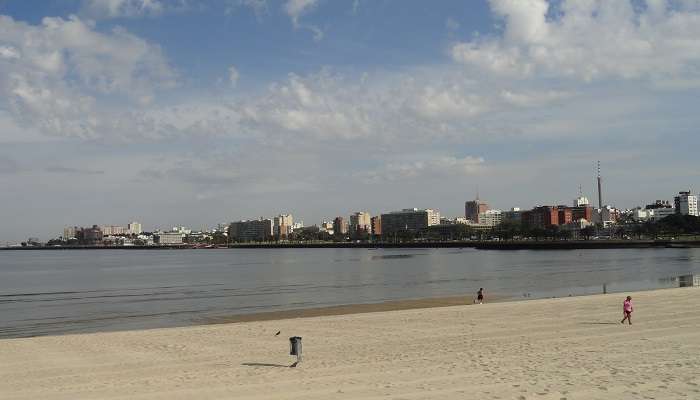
[128,222,142,235]
[465,198,488,223]
[274,214,293,238]
[349,212,372,234]
[674,191,699,216]
[370,215,382,236]
[333,217,348,236]
[63,226,78,239]
[380,208,440,235]
[229,218,274,242]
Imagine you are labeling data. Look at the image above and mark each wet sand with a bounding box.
[204,294,506,324]
[1,287,700,399]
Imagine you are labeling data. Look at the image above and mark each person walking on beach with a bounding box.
[621,296,633,325]
[475,288,484,304]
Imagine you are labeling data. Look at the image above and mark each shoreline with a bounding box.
[203,294,511,325]
[2,239,700,251]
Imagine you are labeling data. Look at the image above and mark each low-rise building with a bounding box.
[381,208,440,235]
[229,218,274,242]
[156,232,183,245]
[476,209,503,227]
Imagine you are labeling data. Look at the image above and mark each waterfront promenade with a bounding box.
[2,287,699,399]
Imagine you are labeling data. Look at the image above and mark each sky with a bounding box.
[1,0,700,242]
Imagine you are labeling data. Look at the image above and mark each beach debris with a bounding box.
[275,331,281,336]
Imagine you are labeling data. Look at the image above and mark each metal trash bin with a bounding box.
[289,336,302,362]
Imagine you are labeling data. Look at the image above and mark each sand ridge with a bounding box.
[1,287,699,399]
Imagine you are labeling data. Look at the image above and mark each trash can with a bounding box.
[289,336,302,362]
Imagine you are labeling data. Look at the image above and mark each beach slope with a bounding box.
[1,288,700,399]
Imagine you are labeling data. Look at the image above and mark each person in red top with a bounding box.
[621,296,633,325]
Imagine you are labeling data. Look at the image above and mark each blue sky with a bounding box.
[1,0,700,242]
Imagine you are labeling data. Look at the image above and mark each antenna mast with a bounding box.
[597,161,603,209]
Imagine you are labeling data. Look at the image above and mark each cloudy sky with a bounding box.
[1,0,699,242]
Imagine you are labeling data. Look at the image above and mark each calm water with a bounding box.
[1,248,699,338]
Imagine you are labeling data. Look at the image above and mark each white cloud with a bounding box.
[228,66,240,87]
[82,0,165,18]
[451,0,700,81]
[0,14,176,140]
[284,0,324,41]
[357,155,485,184]
[0,45,20,59]
[284,0,320,22]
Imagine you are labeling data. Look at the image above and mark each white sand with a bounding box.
[1,287,700,400]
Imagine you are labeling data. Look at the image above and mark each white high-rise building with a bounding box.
[128,222,142,235]
[674,191,699,216]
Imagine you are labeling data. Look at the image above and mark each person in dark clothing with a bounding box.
[476,288,484,304]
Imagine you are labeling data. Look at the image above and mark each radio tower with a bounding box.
[597,161,603,209]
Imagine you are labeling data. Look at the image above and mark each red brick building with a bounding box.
[522,206,559,229]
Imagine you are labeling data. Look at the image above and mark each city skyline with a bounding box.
[2,1,700,242]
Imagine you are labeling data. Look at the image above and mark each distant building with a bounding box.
[570,205,594,222]
[557,206,573,225]
[370,215,382,236]
[172,226,192,235]
[101,225,127,236]
[574,196,590,207]
[156,232,183,245]
[646,200,673,210]
[79,225,103,245]
[477,209,503,227]
[651,207,676,222]
[229,218,274,242]
[320,220,334,233]
[63,226,79,239]
[274,214,293,238]
[381,208,440,235]
[592,206,620,227]
[674,191,699,217]
[349,212,372,234]
[502,208,523,224]
[522,206,559,229]
[333,217,348,236]
[465,198,488,223]
[128,222,142,235]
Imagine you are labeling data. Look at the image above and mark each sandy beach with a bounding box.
[1,288,699,400]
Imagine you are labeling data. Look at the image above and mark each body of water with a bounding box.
[1,248,699,338]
